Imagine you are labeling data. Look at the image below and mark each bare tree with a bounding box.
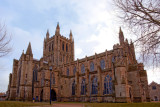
[0,24,11,57]
[114,0,160,68]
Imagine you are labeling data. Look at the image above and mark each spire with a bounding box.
[56,22,60,29]
[119,27,124,45]
[69,30,73,40]
[26,42,33,55]
[20,50,24,59]
[46,29,49,39]
[55,22,60,35]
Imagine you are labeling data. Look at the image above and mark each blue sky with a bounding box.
[0,0,160,92]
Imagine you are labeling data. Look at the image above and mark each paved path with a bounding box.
[31,103,85,107]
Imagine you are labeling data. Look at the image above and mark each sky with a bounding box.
[0,0,160,92]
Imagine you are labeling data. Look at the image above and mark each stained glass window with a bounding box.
[41,72,45,86]
[66,44,68,52]
[67,68,69,76]
[72,80,75,95]
[100,59,105,70]
[73,66,76,75]
[33,66,38,82]
[62,42,64,51]
[52,41,54,51]
[103,75,112,95]
[33,69,38,82]
[52,72,55,84]
[81,64,85,74]
[152,86,156,90]
[91,77,98,94]
[90,62,94,72]
[81,79,86,95]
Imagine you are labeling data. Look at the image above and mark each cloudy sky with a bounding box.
[0,0,159,92]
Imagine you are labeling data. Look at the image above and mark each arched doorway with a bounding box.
[51,89,57,101]
[40,89,43,102]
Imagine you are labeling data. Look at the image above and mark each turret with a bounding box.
[119,27,124,45]
[46,29,49,40]
[55,22,60,35]
[20,50,24,60]
[69,30,73,41]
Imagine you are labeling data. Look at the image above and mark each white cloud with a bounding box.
[10,27,44,59]
[147,69,160,84]
[75,47,83,58]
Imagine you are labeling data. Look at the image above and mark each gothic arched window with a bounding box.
[33,68,38,82]
[52,41,54,51]
[41,72,45,86]
[66,44,68,52]
[81,79,86,95]
[91,77,98,94]
[52,72,55,84]
[67,68,69,76]
[90,62,94,72]
[81,64,85,74]
[62,42,64,51]
[72,80,75,95]
[73,66,76,75]
[100,59,105,70]
[103,75,112,95]
[49,45,51,52]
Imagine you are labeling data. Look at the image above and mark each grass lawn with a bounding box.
[0,101,49,107]
[1,101,160,107]
[84,102,160,107]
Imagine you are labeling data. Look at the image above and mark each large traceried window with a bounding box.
[41,72,45,86]
[33,68,38,82]
[100,59,105,70]
[152,86,156,90]
[49,44,51,52]
[91,77,98,94]
[73,66,76,75]
[67,68,69,76]
[81,64,85,74]
[72,80,75,95]
[81,79,86,95]
[66,44,68,52]
[62,42,64,51]
[103,75,112,95]
[90,62,94,72]
[52,72,55,84]
[52,41,54,51]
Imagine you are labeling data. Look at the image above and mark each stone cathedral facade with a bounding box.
[7,23,150,102]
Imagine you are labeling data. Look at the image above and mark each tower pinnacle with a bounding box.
[46,29,49,39]
[55,22,60,35]
[119,27,124,45]
[69,30,73,40]
[26,42,33,55]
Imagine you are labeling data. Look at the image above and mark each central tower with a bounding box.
[43,23,74,66]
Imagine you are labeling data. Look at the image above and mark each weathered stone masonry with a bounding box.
[6,23,150,102]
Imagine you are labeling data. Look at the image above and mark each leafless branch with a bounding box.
[0,23,12,57]
[114,0,160,68]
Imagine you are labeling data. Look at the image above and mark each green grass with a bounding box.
[0,101,49,107]
[84,102,160,107]
[1,101,160,107]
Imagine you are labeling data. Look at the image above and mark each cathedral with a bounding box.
[7,23,150,102]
